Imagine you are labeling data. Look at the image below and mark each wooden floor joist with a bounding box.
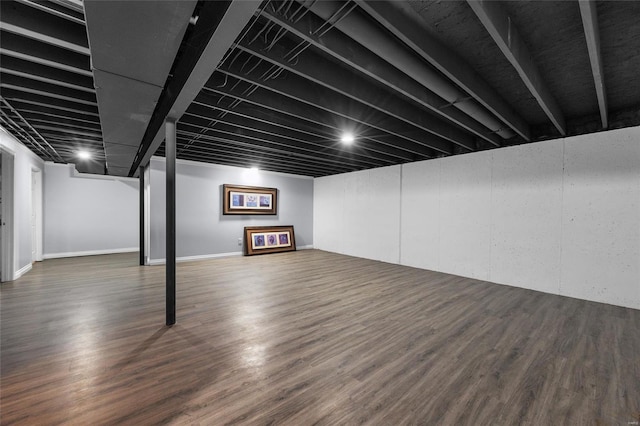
[1,250,638,424]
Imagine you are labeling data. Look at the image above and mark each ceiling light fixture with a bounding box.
[77,151,91,160]
[341,132,355,144]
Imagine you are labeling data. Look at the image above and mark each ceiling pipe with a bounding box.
[297,0,516,140]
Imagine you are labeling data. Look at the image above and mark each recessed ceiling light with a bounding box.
[77,151,91,160]
[341,132,354,144]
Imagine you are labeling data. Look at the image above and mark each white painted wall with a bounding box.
[314,165,401,264]
[43,163,139,258]
[148,157,313,263]
[559,131,639,307]
[314,127,640,309]
[0,127,45,280]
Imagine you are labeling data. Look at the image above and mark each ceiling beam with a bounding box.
[578,0,608,130]
[84,0,199,175]
[130,0,263,176]
[354,0,529,142]
[260,9,503,148]
[467,0,566,136]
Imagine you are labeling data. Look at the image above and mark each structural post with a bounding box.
[139,164,145,266]
[166,119,176,326]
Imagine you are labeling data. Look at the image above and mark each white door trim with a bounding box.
[31,168,43,262]
[1,148,15,282]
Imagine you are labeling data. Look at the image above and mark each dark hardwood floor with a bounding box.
[1,250,639,425]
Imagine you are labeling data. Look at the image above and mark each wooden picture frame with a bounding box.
[244,226,296,256]
[223,184,277,215]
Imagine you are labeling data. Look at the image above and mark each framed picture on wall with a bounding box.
[244,226,295,255]
[223,184,277,215]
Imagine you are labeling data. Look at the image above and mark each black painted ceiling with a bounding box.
[1,0,639,177]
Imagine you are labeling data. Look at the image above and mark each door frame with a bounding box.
[31,167,43,262]
[1,147,15,282]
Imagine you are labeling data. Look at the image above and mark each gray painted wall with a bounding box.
[315,126,640,309]
[149,157,313,261]
[0,128,45,278]
[44,163,139,257]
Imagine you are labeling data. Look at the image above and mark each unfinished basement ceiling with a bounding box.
[1,0,639,177]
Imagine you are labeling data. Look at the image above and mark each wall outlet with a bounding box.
[237,238,242,246]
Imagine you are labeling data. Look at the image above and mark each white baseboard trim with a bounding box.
[14,263,32,280]
[148,245,314,265]
[44,247,139,259]
[148,251,243,265]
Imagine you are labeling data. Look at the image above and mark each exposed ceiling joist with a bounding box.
[467,0,567,136]
[178,122,376,171]
[191,101,339,145]
[15,0,85,25]
[48,0,83,15]
[170,141,346,176]
[1,91,99,117]
[0,84,96,108]
[0,72,96,104]
[0,1,89,54]
[181,111,388,168]
[354,0,530,142]
[216,62,455,156]
[0,96,64,161]
[18,108,100,127]
[579,0,608,130]
[202,82,433,161]
[236,40,475,152]
[298,1,517,143]
[187,97,420,164]
[260,8,504,149]
[0,54,94,91]
[26,116,100,133]
[0,31,92,75]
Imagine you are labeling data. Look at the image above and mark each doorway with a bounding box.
[31,168,43,263]
[1,148,14,282]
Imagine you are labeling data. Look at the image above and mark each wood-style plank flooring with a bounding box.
[1,250,639,425]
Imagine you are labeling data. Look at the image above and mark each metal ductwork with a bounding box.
[84,0,198,176]
[299,0,516,140]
